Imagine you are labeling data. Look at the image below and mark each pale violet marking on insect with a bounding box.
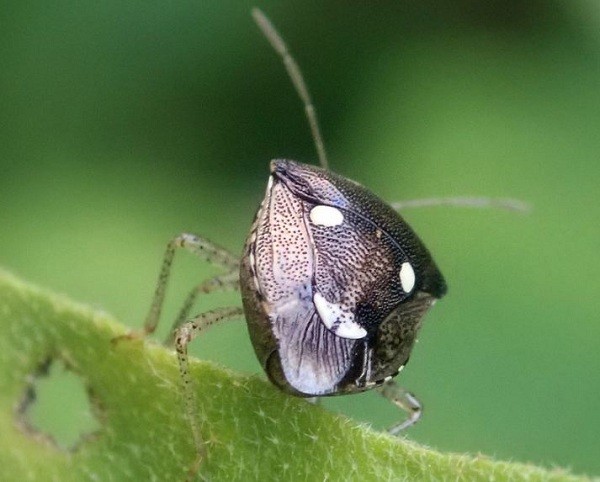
[249,175,275,295]
[266,174,274,192]
[399,261,416,293]
[309,205,344,227]
[313,292,367,339]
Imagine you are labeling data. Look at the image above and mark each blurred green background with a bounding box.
[1,0,599,477]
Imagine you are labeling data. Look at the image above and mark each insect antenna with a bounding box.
[392,196,531,213]
[252,8,329,170]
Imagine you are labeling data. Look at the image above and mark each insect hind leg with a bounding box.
[376,379,422,435]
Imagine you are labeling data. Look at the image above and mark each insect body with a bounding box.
[241,160,446,397]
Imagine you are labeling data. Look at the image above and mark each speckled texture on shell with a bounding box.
[240,160,446,397]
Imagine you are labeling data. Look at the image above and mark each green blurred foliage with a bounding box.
[1,0,598,477]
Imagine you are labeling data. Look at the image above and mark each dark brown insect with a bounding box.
[240,159,445,401]
[128,7,523,476]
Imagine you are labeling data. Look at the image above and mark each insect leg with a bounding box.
[163,270,239,345]
[143,233,240,337]
[376,379,422,435]
[174,306,244,472]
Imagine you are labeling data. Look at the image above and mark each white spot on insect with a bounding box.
[399,262,415,293]
[309,205,344,227]
[266,174,274,192]
[313,292,367,339]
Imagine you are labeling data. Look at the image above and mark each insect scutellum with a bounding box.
[130,7,528,477]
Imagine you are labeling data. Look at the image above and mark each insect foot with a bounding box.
[377,380,423,435]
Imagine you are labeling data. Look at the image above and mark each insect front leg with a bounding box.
[174,307,244,475]
[376,379,422,435]
[143,233,240,337]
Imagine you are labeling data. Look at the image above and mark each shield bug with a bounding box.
[239,157,445,432]
[240,12,444,425]
[129,7,526,473]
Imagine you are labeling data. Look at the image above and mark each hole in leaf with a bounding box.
[18,358,102,450]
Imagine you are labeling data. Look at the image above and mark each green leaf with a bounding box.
[0,269,589,481]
